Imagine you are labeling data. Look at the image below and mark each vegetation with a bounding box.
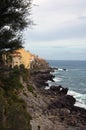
[20,64,29,81]
[30,58,50,71]
[0,65,32,130]
[0,1,33,129]
[27,85,34,93]
[0,0,32,60]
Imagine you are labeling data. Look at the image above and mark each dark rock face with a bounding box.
[62,95,76,107]
[50,85,68,95]
[31,69,54,88]
[48,95,76,109]
[30,67,86,130]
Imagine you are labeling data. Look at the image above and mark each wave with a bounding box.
[46,80,53,86]
[53,77,62,82]
[68,90,86,109]
[45,86,50,90]
[45,81,86,109]
[58,68,63,71]
[58,68,68,71]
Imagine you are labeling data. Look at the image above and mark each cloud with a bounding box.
[78,16,86,19]
[26,0,86,43]
[25,18,86,42]
[24,0,86,60]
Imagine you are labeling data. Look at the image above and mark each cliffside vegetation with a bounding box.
[0,64,32,130]
[0,1,33,128]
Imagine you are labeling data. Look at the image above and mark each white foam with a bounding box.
[58,68,68,71]
[46,80,52,86]
[68,90,82,98]
[45,86,50,90]
[75,101,86,109]
[46,80,52,84]
[58,68,63,71]
[66,69,68,71]
[53,77,62,82]
[68,90,86,109]
[60,87,62,91]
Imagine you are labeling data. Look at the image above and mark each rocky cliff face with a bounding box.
[19,62,86,130]
[1,50,86,130]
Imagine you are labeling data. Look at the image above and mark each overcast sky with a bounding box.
[24,0,86,60]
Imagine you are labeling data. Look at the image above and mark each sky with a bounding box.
[24,0,86,60]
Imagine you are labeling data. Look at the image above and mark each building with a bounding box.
[2,48,35,69]
[16,48,34,69]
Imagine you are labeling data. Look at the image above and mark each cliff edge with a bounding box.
[19,58,86,130]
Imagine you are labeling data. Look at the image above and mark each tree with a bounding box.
[0,0,32,54]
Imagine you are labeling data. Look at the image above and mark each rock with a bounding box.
[27,65,86,130]
[48,95,76,109]
[50,85,68,95]
[63,68,67,71]
[60,87,68,95]
[31,69,55,88]
[62,95,76,108]
[50,85,61,92]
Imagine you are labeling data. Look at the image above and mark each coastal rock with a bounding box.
[21,62,86,130]
[50,85,68,95]
[31,69,55,88]
[48,95,76,109]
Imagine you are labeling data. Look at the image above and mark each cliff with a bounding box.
[1,51,86,130]
[19,62,86,130]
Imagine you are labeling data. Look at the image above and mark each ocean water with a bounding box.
[47,60,86,109]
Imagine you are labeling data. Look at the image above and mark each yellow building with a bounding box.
[9,51,22,68]
[16,48,34,69]
[2,48,35,69]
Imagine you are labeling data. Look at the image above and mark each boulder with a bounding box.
[50,85,68,95]
[48,95,76,109]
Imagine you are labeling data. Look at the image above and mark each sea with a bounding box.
[46,60,86,109]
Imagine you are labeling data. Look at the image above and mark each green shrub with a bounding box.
[27,85,34,93]
[0,64,32,130]
[3,76,23,91]
[6,103,32,130]
[6,92,19,102]
[20,64,28,81]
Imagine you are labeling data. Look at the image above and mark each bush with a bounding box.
[6,103,32,130]
[27,85,34,93]
[20,64,28,81]
[0,87,32,130]
[0,64,32,130]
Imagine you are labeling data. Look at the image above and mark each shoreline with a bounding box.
[49,65,86,110]
[23,67,86,130]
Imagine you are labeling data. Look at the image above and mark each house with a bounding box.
[16,48,35,69]
[2,48,35,69]
[9,51,22,68]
